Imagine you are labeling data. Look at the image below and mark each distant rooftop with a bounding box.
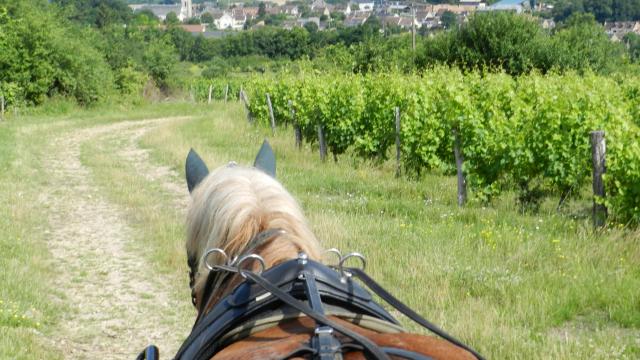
[487,0,529,12]
[491,0,527,4]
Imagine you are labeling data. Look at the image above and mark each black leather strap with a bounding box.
[241,270,390,360]
[136,345,159,360]
[349,268,485,360]
[174,259,397,360]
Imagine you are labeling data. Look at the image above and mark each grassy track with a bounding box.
[0,101,638,359]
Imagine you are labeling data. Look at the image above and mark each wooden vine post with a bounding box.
[590,130,607,228]
[0,95,4,121]
[240,90,253,123]
[289,100,302,149]
[452,127,467,206]
[224,84,229,103]
[394,107,401,178]
[317,125,327,162]
[265,93,276,135]
[207,84,213,104]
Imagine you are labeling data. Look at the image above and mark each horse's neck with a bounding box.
[211,316,476,360]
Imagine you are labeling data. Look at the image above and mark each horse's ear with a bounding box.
[253,139,276,178]
[186,149,210,193]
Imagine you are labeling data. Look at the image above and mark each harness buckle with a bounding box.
[315,326,334,335]
[312,326,342,360]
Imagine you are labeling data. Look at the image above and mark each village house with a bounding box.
[242,7,260,20]
[486,0,530,13]
[231,9,247,30]
[213,12,234,29]
[539,18,556,30]
[354,0,375,12]
[281,4,300,17]
[333,4,352,16]
[344,13,369,27]
[130,0,193,21]
[459,0,486,8]
[605,21,640,41]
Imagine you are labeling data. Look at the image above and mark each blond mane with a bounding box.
[186,164,322,303]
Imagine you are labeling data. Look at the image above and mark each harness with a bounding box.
[138,252,485,360]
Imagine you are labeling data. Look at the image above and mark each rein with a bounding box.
[191,229,286,324]
[168,250,486,360]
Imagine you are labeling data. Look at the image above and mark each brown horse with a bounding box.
[163,141,483,360]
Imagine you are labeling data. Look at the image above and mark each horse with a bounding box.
[138,141,484,360]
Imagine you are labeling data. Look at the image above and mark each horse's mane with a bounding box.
[186,164,322,299]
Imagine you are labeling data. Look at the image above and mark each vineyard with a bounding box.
[192,69,640,224]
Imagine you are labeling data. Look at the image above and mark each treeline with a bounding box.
[421,12,629,75]
[0,0,189,106]
[174,12,634,77]
[1,0,638,107]
[550,0,640,22]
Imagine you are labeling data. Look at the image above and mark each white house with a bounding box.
[130,0,193,21]
[214,13,234,29]
[354,0,375,12]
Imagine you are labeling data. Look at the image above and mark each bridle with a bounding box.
[173,250,487,360]
[188,229,287,321]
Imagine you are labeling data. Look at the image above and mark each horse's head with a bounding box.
[184,140,322,318]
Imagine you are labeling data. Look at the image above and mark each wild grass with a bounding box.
[0,100,638,359]
[141,101,640,359]
[0,115,63,359]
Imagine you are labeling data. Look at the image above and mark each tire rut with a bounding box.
[41,117,192,359]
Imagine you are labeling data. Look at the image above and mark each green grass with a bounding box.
[0,114,63,359]
[0,100,638,359]
[141,101,640,359]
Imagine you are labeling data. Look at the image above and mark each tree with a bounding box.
[304,21,319,33]
[330,11,345,21]
[624,32,640,62]
[142,38,180,90]
[132,9,159,26]
[258,2,267,19]
[441,10,457,29]
[448,11,546,74]
[165,11,179,25]
[201,12,214,24]
[0,1,116,104]
[547,13,626,73]
[52,0,133,28]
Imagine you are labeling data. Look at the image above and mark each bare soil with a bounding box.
[40,118,192,359]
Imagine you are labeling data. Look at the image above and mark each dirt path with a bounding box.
[41,117,192,359]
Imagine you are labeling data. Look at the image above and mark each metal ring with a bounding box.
[236,254,266,279]
[202,248,228,271]
[324,248,342,265]
[338,252,366,278]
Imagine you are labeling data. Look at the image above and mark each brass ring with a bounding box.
[202,248,228,271]
[236,254,266,279]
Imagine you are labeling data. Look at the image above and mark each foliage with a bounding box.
[214,70,640,223]
[0,1,116,105]
[544,13,626,74]
[551,0,640,23]
[420,11,629,76]
[52,0,133,28]
[440,10,457,29]
[200,12,214,24]
[142,38,181,91]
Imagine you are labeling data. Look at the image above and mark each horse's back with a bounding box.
[212,316,475,360]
